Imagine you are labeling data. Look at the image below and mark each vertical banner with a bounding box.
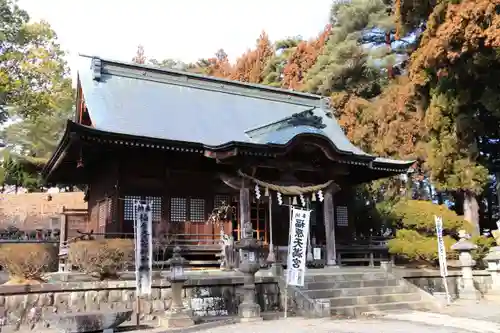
[286,207,311,287]
[434,216,448,277]
[435,215,451,304]
[134,200,153,296]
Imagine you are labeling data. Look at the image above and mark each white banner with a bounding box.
[286,207,311,287]
[134,200,153,296]
[434,215,448,277]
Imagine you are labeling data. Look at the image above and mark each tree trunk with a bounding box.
[436,191,444,205]
[463,191,480,236]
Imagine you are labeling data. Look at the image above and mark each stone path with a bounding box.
[138,299,500,333]
[185,317,490,333]
[439,299,500,323]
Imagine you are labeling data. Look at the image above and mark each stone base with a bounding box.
[270,263,283,276]
[459,289,479,301]
[238,302,262,322]
[45,310,132,333]
[159,309,195,329]
[239,316,264,323]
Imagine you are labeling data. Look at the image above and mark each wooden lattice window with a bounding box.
[98,199,111,233]
[214,195,231,209]
[144,196,162,222]
[124,195,141,220]
[170,197,187,222]
[189,198,206,222]
[336,206,348,227]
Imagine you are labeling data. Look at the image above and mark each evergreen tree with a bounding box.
[0,0,70,121]
[404,0,500,232]
[261,37,302,87]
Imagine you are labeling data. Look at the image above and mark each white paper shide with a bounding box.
[134,200,153,296]
[287,207,311,287]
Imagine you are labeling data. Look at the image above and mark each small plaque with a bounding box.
[59,245,69,256]
[173,266,183,278]
[313,248,321,260]
[248,252,256,262]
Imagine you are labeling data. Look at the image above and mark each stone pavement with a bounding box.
[439,299,500,323]
[129,299,500,333]
[175,317,492,333]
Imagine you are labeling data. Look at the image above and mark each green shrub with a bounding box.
[0,243,58,284]
[388,229,457,263]
[388,200,474,235]
[471,235,496,268]
[68,239,134,280]
[385,200,480,265]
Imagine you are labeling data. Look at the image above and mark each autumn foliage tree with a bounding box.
[195,49,232,78]
[281,25,331,90]
[230,31,274,83]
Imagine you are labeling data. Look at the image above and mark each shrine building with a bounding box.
[42,55,413,266]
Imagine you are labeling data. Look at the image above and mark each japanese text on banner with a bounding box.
[434,216,448,278]
[134,201,153,296]
[286,207,311,287]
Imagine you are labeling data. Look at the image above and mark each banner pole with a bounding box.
[435,215,451,305]
[284,200,292,319]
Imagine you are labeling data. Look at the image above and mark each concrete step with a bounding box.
[330,300,429,317]
[304,285,410,299]
[306,278,399,290]
[326,292,422,307]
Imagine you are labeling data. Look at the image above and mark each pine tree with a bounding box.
[303,0,394,97]
[261,37,302,87]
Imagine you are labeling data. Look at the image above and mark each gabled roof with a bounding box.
[77,55,369,154]
[76,56,411,162]
[43,55,414,182]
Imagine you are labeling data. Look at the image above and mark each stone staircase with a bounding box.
[282,270,440,317]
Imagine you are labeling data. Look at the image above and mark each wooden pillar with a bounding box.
[323,188,337,266]
[239,187,250,240]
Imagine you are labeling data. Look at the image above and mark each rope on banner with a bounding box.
[237,170,336,195]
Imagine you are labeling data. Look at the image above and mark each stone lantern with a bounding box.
[234,221,262,322]
[451,230,478,300]
[160,246,194,328]
[484,245,500,295]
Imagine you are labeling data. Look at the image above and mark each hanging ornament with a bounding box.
[318,190,324,202]
[255,184,261,200]
[264,187,269,197]
[311,192,316,202]
[292,196,298,206]
[277,192,283,205]
[299,193,305,207]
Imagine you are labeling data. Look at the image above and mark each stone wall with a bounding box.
[399,269,492,299]
[0,192,86,230]
[0,276,281,331]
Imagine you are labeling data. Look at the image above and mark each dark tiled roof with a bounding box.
[75,55,413,167]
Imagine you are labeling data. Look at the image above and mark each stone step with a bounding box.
[326,292,422,307]
[305,272,389,283]
[304,285,410,299]
[330,300,429,317]
[306,278,399,290]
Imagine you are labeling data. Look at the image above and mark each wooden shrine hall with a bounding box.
[42,55,414,266]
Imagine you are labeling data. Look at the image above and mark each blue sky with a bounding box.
[18,0,332,78]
